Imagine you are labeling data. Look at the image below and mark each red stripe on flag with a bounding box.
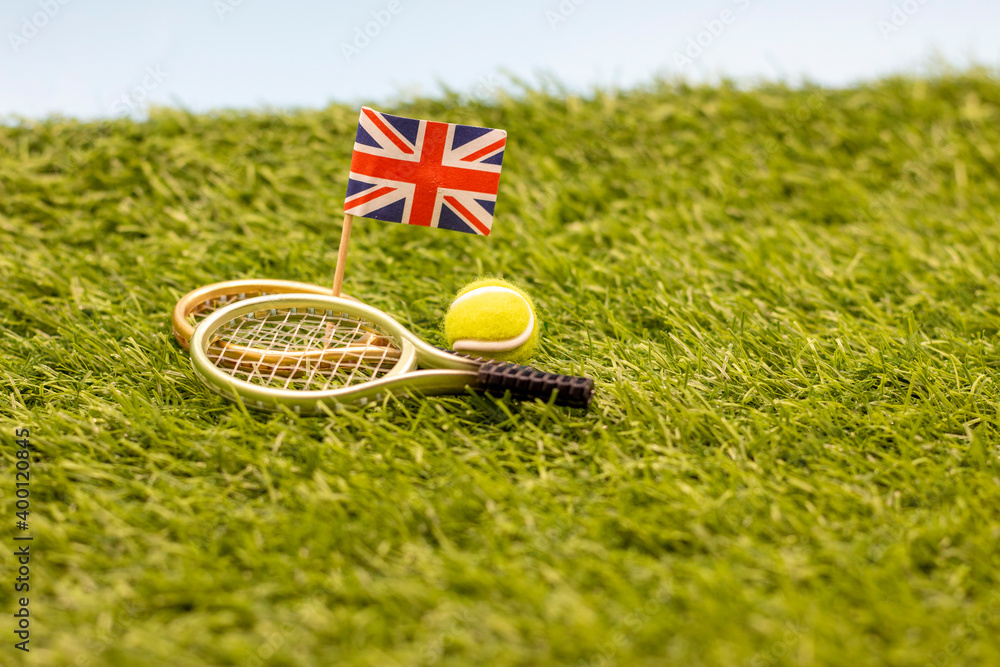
[363,108,414,155]
[406,121,448,226]
[345,185,394,211]
[443,195,491,235]
[349,152,501,195]
[459,138,506,163]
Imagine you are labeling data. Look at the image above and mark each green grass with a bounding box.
[2,69,1000,667]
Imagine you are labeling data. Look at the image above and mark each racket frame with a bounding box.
[189,293,481,412]
[172,279,336,350]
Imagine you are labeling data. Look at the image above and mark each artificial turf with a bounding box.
[1,69,999,666]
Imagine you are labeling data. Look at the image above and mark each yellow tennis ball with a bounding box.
[444,279,540,364]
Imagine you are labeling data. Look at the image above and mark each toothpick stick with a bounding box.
[332,213,354,296]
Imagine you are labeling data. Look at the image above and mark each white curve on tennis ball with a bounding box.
[450,286,535,353]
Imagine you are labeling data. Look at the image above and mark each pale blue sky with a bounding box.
[2,0,997,119]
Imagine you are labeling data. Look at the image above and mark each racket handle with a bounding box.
[477,362,594,409]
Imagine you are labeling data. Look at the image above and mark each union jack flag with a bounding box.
[344,107,506,235]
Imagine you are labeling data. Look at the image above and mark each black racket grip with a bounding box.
[476,362,594,409]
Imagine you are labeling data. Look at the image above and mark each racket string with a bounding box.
[190,291,256,325]
[216,313,253,369]
[206,308,399,391]
[330,317,369,391]
[256,307,297,387]
[289,312,331,391]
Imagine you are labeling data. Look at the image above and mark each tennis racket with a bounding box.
[172,279,358,350]
[189,293,594,413]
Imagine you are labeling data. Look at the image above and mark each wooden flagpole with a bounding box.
[332,213,354,296]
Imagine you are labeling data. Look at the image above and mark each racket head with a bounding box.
[172,279,342,350]
[189,294,479,413]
